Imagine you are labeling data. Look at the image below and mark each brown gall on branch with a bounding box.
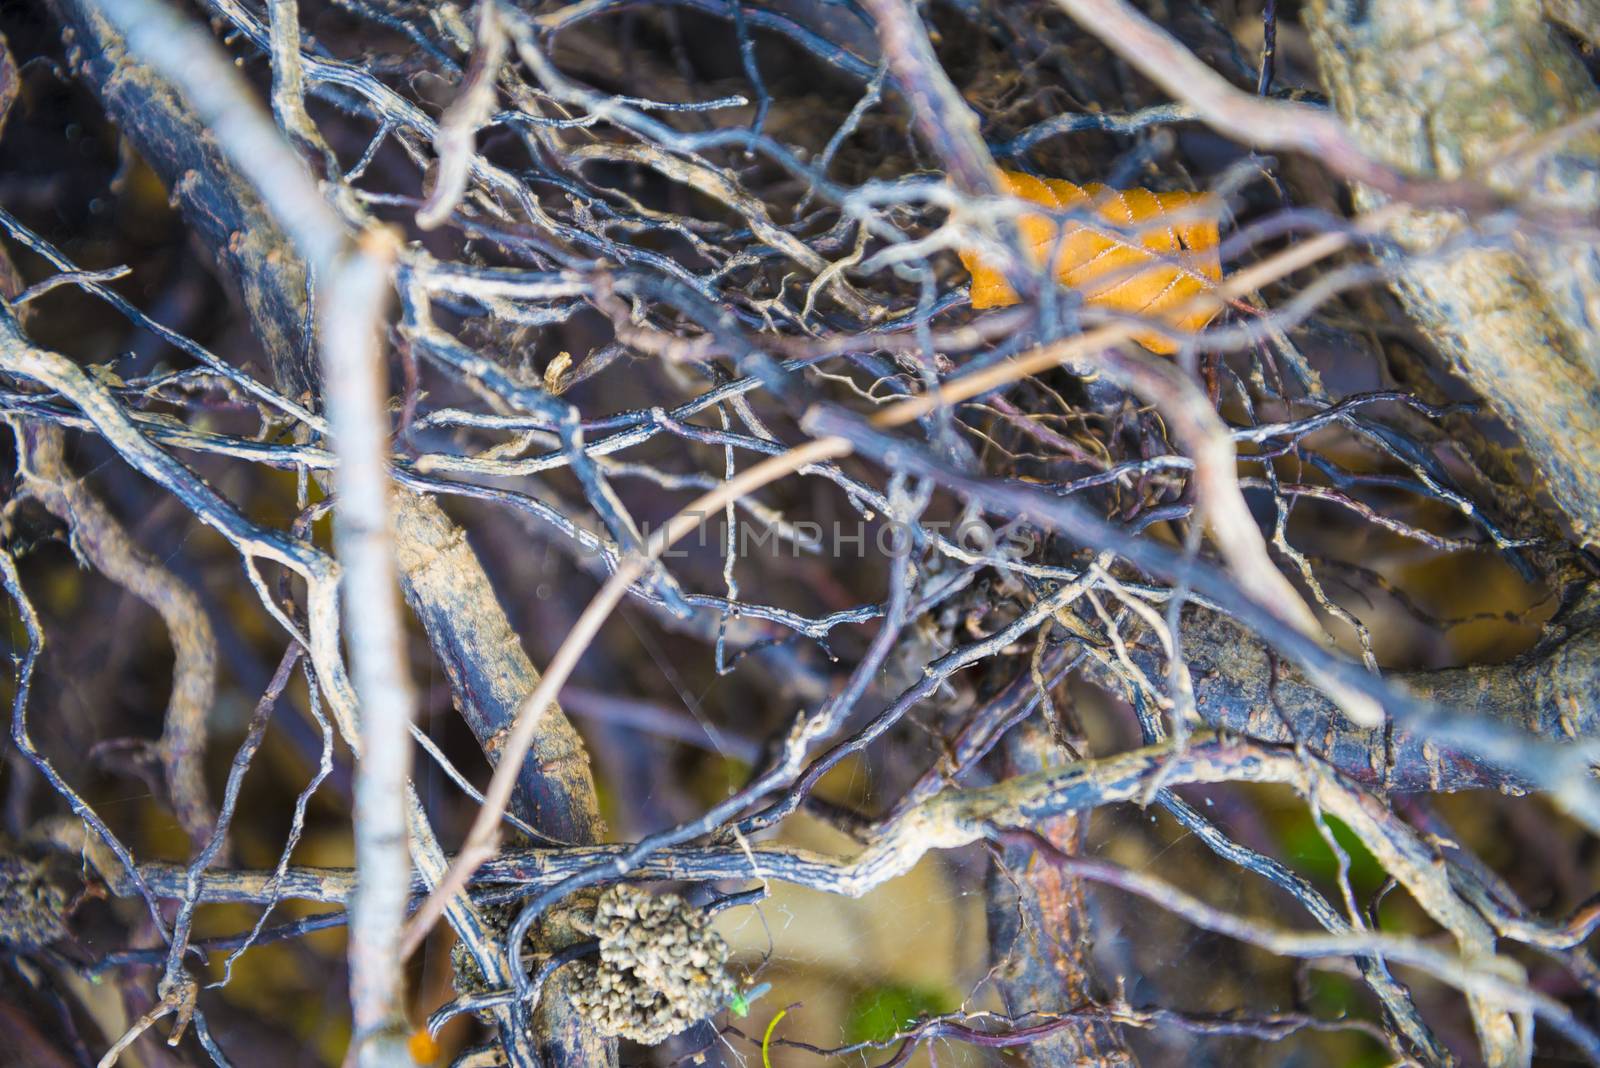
[12,0,1600,1062]
[112,735,1597,1058]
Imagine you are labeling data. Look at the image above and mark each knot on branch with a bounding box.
[569,885,734,1045]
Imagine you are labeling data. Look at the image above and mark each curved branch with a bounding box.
[14,420,219,852]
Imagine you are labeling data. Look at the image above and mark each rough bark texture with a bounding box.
[54,2,317,407]
[392,497,603,844]
[1542,0,1600,46]
[48,1,609,1062]
[1306,0,1600,544]
[1159,595,1600,792]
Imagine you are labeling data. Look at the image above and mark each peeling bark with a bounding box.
[392,496,602,844]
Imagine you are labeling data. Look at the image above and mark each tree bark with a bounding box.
[1305,0,1600,545]
[1146,595,1600,793]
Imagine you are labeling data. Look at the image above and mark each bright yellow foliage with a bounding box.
[959,170,1224,354]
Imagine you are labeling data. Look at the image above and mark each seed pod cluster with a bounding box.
[0,854,69,951]
[570,885,735,1045]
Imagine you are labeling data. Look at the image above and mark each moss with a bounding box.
[844,983,951,1045]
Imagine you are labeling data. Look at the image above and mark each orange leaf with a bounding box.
[959,170,1224,355]
[408,1027,441,1065]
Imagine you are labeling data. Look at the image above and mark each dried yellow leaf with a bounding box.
[959,170,1224,354]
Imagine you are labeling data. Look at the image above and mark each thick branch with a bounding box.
[1306,0,1600,544]
[46,0,602,873]
[1148,595,1600,792]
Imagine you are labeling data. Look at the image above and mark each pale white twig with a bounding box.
[93,0,416,1058]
